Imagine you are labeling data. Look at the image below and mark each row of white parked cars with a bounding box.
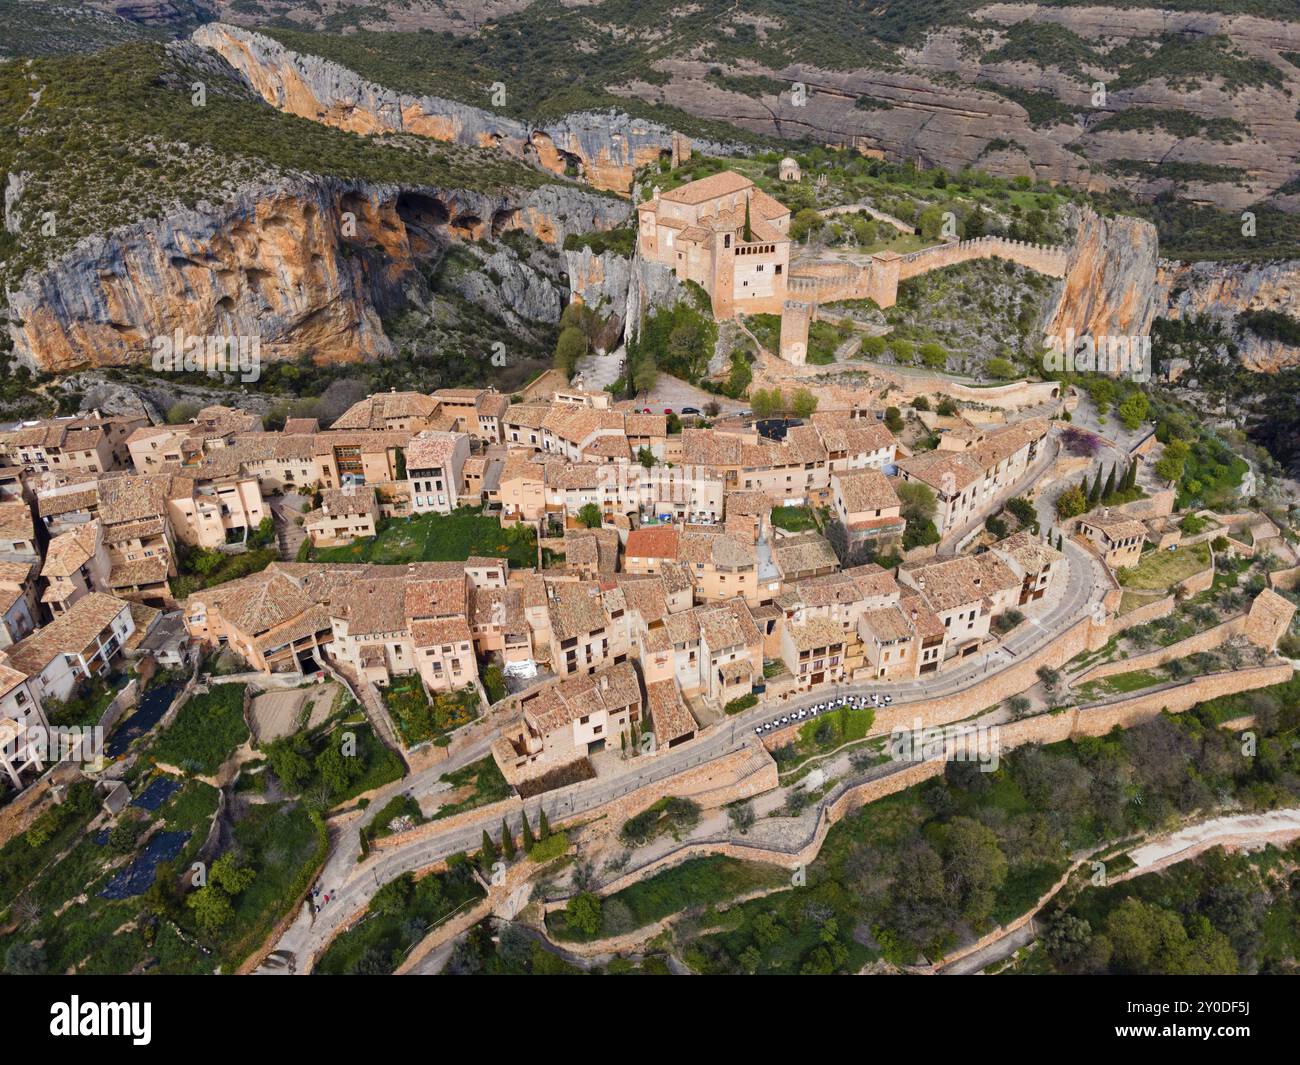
[753,692,894,735]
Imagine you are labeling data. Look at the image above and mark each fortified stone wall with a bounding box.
[897,236,1069,282]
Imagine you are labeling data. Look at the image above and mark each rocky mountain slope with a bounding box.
[192,22,726,195]
[0,34,626,375]
[201,0,1300,216]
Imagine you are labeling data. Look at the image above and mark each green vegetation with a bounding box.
[315,860,483,975]
[432,756,511,821]
[381,678,480,747]
[0,42,555,291]
[547,857,783,942]
[1116,542,1212,592]
[149,684,250,776]
[771,705,877,774]
[562,226,636,258]
[1091,107,1247,143]
[619,797,702,846]
[311,506,536,569]
[770,505,818,532]
[170,543,278,600]
[676,676,1300,972]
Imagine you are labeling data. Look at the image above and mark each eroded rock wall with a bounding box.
[193,22,708,195]
[6,177,626,373]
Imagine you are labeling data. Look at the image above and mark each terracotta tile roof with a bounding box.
[405,430,465,470]
[410,617,473,647]
[6,592,128,674]
[108,556,170,588]
[679,529,756,570]
[0,500,34,541]
[522,659,640,735]
[331,391,441,430]
[773,533,838,577]
[1079,513,1146,543]
[991,530,1063,574]
[646,678,695,744]
[547,581,609,641]
[901,553,1020,613]
[658,170,753,205]
[788,614,847,652]
[37,487,99,518]
[41,522,99,580]
[834,468,900,514]
[625,525,679,560]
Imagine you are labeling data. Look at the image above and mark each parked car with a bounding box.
[681,406,700,415]
[663,407,673,415]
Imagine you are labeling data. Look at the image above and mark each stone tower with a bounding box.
[779,300,812,365]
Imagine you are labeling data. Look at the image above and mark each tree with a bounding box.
[210,853,256,896]
[538,807,551,840]
[751,388,784,419]
[889,338,914,364]
[919,342,948,369]
[577,503,602,529]
[565,891,602,937]
[790,387,818,419]
[728,800,756,835]
[501,817,517,860]
[1117,390,1149,431]
[520,808,535,852]
[911,395,931,412]
[884,406,904,432]
[1036,665,1061,694]
[936,396,958,417]
[187,885,235,937]
[479,829,498,871]
[554,326,588,378]
[941,817,1008,926]
[896,480,937,525]
[3,941,45,975]
[1055,484,1087,519]
[637,446,656,469]
[987,357,1016,379]
[1155,439,1190,484]
[1102,464,1117,500]
[1087,468,1103,506]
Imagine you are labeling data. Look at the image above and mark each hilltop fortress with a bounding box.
[637,169,1071,365]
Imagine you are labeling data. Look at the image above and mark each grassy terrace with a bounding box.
[1117,542,1212,594]
[312,506,536,569]
[770,505,818,533]
[546,856,784,943]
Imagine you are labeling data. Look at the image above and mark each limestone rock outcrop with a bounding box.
[1159,257,1300,371]
[1044,207,1164,342]
[5,176,626,374]
[193,22,718,195]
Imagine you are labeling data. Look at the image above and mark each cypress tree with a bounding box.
[521,808,535,852]
[1080,472,1092,502]
[479,829,497,870]
[1102,464,1116,500]
[1088,469,1103,506]
[538,807,551,840]
[501,817,517,860]
[1126,459,1138,491]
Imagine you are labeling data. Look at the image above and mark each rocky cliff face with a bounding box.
[565,245,685,346]
[193,23,704,195]
[1159,257,1300,371]
[1044,207,1164,342]
[5,176,626,374]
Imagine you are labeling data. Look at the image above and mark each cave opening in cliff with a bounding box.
[396,192,451,257]
[491,208,517,240]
